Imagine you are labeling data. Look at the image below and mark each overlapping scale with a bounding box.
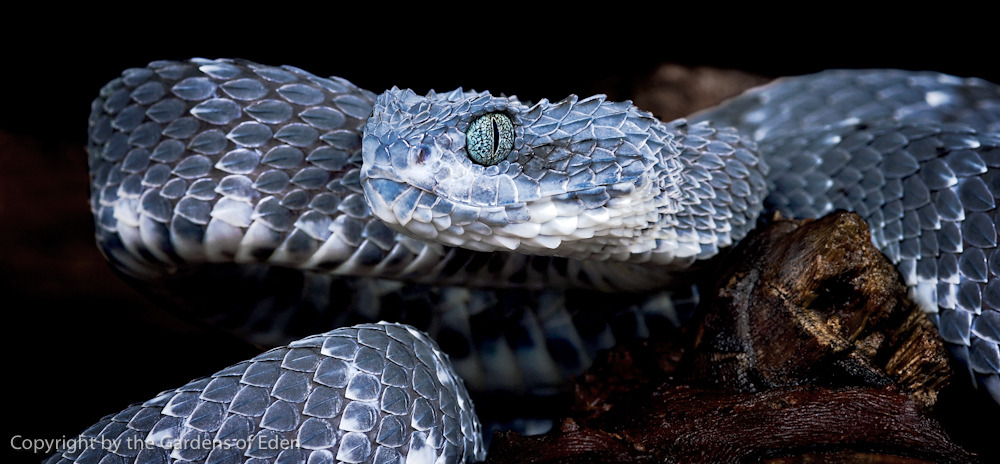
[695,70,1000,401]
[84,59,1000,458]
[44,323,484,464]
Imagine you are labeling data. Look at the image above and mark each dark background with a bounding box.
[3,7,997,463]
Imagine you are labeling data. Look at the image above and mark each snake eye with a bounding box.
[465,112,514,166]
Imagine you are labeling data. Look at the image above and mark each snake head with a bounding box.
[361,86,696,264]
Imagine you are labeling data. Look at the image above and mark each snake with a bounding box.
[46,58,999,463]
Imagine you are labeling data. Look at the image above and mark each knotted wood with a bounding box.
[486,212,978,463]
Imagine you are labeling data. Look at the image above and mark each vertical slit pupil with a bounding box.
[466,112,512,166]
[491,117,499,155]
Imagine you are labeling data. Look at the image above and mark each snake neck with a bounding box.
[663,119,770,263]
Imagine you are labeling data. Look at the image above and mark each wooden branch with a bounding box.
[486,212,978,463]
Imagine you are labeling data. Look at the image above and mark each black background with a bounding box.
[3,6,998,463]
[6,7,1000,143]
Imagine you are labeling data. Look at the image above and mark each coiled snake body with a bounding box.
[48,59,1000,463]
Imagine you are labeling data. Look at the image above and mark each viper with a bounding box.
[47,58,999,464]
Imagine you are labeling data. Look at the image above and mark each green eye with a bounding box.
[466,112,514,166]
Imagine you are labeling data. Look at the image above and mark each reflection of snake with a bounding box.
[51,58,999,463]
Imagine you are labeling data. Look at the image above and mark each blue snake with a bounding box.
[47,58,999,463]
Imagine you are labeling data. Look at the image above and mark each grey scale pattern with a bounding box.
[67,59,1000,463]
[76,58,691,463]
[44,323,485,464]
[86,59,662,292]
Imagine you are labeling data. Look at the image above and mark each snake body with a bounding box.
[48,59,1000,463]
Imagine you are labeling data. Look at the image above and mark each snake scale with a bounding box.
[47,58,1000,463]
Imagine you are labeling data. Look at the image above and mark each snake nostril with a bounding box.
[410,144,435,165]
[416,146,430,164]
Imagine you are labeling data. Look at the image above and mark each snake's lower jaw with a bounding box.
[359,149,686,263]
[362,173,651,262]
